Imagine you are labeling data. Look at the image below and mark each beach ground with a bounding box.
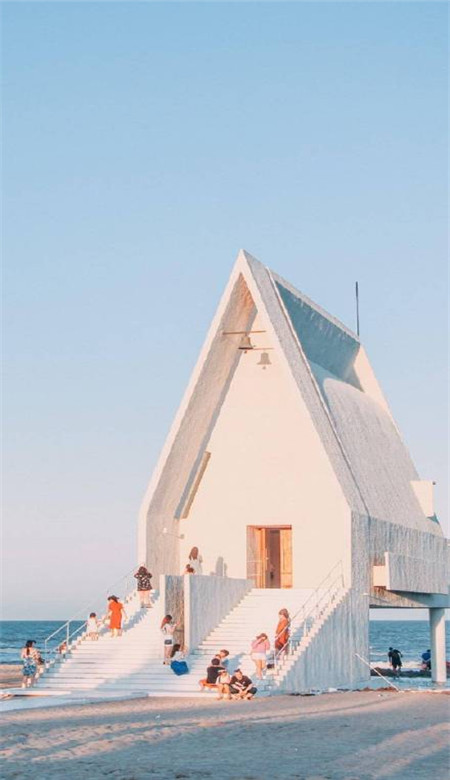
[0,664,22,688]
[1,690,449,779]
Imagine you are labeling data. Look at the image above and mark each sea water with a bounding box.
[0,621,85,664]
[1,619,448,689]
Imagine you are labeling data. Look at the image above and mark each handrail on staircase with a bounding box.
[43,565,139,665]
[272,559,345,675]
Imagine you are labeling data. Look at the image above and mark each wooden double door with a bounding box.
[247,525,292,588]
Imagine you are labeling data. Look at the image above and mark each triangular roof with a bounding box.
[139,250,441,554]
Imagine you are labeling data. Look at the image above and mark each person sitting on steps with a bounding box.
[230,668,258,700]
[213,649,230,669]
[216,667,232,700]
[199,657,224,691]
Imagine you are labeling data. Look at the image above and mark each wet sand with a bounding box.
[1,690,449,779]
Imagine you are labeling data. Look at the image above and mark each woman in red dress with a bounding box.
[107,595,127,637]
[275,608,290,658]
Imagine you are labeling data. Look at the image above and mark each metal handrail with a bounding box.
[271,560,345,676]
[272,560,344,649]
[43,565,139,664]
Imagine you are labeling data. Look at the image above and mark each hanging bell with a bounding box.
[238,334,254,351]
[257,351,271,369]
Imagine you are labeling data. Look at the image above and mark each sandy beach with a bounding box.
[0,664,22,688]
[1,690,449,780]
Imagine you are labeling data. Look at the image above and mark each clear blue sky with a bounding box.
[3,2,448,619]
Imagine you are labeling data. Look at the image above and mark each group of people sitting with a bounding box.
[201,651,258,700]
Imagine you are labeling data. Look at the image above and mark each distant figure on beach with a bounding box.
[134,565,153,608]
[161,614,177,664]
[170,644,189,676]
[230,669,257,699]
[421,649,431,670]
[20,640,40,688]
[87,612,100,641]
[275,609,290,658]
[251,633,270,679]
[388,647,403,676]
[187,547,203,575]
[213,649,230,669]
[107,596,127,638]
[184,564,195,574]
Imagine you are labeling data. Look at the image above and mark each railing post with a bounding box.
[66,621,70,648]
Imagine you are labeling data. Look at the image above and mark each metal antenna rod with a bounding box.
[355,281,360,337]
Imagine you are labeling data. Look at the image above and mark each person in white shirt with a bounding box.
[86,612,99,641]
[187,547,203,575]
[161,615,177,664]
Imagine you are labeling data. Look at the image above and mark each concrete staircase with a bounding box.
[32,579,346,698]
[269,585,348,691]
[35,590,180,696]
[190,588,316,692]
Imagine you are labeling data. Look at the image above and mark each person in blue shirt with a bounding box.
[421,649,431,670]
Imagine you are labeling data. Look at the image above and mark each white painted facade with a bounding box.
[178,311,351,587]
[138,250,449,691]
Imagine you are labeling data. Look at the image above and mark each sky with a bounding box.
[2,2,448,620]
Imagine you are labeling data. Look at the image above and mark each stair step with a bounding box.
[35,583,345,698]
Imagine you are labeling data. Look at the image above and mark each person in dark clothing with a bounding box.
[200,657,225,690]
[134,566,153,608]
[421,649,431,670]
[390,648,402,676]
[206,658,224,684]
[230,668,257,699]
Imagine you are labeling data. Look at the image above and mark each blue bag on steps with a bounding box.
[170,660,189,676]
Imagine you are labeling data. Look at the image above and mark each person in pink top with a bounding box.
[250,632,270,679]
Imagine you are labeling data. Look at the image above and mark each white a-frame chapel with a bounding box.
[31,250,448,698]
[139,249,448,691]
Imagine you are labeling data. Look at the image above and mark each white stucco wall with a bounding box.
[281,590,369,692]
[185,575,252,651]
[179,313,351,588]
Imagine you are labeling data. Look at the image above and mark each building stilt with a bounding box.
[429,607,446,683]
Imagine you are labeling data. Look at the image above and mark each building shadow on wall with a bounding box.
[211,557,228,577]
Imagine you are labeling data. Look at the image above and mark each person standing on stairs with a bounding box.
[250,633,270,679]
[86,612,100,640]
[161,614,177,664]
[187,546,203,574]
[134,565,153,608]
[275,609,290,658]
[107,595,127,638]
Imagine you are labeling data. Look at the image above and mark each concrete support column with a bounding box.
[429,607,446,684]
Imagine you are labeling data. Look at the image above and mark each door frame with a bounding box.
[246,525,293,588]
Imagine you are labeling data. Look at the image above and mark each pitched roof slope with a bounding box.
[244,251,441,536]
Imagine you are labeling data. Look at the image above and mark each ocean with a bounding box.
[1,620,448,689]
